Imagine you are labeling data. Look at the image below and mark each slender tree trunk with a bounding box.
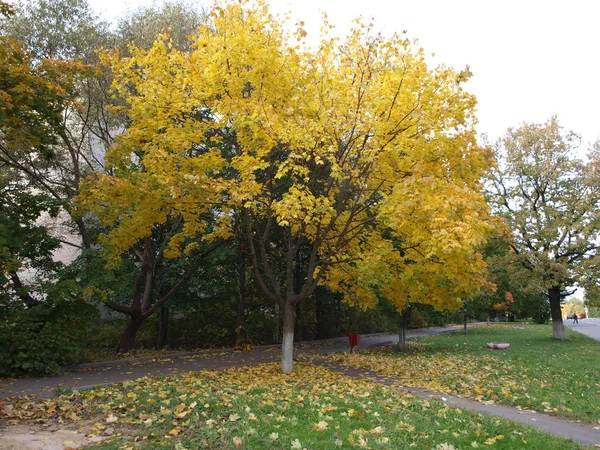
[294,258,303,342]
[295,302,302,342]
[75,216,92,250]
[549,286,565,340]
[281,300,295,373]
[235,292,246,347]
[157,305,169,349]
[398,309,411,352]
[10,272,39,308]
[273,303,281,344]
[235,247,247,347]
[117,314,143,353]
[463,312,468,334]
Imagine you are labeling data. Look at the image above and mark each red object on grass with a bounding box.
[349,333,360,352]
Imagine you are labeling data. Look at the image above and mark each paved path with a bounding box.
[3,323,599,447]
[566,317,600,341]
[315,359,600,447]
[0,326,458,399]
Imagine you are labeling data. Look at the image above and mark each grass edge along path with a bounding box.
[312,358,600,447]
[324,324,600,424]
[0,362,590,450]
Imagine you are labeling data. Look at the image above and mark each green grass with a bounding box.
[328,324,600,423]
[2,363,586,449]
[89,364,591,449]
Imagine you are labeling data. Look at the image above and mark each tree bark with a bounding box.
[295,301,302,342]
[75,216,92,251]
[10,272,39,309]
[398,308,411,352]
[107,240,216,351]
[235,297,246,347]
[549,286,565,340]
[157,305,169,349]
[117,314,143,353]
[235,233,247,347]
[273,303,281,344]
[281,300,295,373]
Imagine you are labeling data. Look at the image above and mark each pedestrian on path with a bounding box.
[573,313,579,324]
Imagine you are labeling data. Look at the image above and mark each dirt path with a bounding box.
[0,422,107,449]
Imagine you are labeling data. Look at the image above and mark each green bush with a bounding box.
[408,308,431,329]
[88,315,160,349]
[588,307,600,319]
[0,299,97,377]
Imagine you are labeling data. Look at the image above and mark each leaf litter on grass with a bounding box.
[0,362,586,449]
[326,324,600,423]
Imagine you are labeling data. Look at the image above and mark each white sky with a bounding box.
[89,0,600,149]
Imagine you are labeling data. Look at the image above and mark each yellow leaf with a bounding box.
[312,420,328,431]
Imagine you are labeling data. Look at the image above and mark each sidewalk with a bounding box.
[0,325,460,399]
[566,317,600,342]
[2,323,600,447]
[314,359,600,446]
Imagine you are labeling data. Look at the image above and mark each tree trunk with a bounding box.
[235,292,246,347]
[463,312,468,334]
[273,303,281,344]
[295,302,302,342]
[75,216,92,250]
[398,309,411,352]
[281,300,295,373]
[10,271,39,309]
[117,314,143,353]
[235,249,247,347]
[549,286,565,340]
[157,305,169,349]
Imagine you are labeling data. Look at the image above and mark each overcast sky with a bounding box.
[90,0,600,151]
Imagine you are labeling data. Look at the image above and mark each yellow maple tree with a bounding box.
[84,0,492,370]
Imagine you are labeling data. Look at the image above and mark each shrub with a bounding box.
[0,299,97,377]
[408,308,431,329]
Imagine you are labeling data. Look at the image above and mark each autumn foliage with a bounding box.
[77,1,492,371]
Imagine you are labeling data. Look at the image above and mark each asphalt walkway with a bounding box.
[314,359,600,446]
[566,317,600,341]
[0,326,456,399]
[2,323,599,446]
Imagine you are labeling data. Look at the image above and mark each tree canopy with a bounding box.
[79,1,493,371]
[487,117,600,339]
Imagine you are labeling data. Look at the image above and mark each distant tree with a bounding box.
[487,117,600,339]
[1,0,111,251]
[0,179,61,310]
[581,254,600,312]
[0,20,87,302]
[117,0,206,52]
[562,297,583,317]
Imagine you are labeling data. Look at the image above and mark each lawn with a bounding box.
[327,324,600,423]
[1,363,587,449]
